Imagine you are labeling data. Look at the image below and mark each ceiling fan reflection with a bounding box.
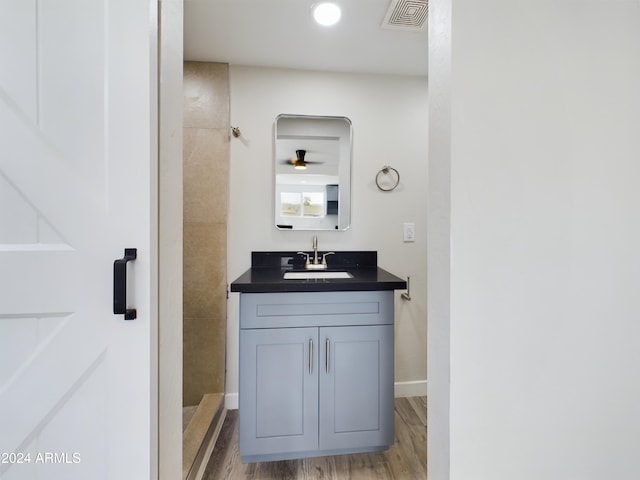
[278,149,325,169]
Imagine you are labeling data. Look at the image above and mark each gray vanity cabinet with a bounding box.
[319,325,393,450]
[239,326,319,457]
[238,291,395,463]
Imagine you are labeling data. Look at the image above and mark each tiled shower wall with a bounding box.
[182,62,228,406]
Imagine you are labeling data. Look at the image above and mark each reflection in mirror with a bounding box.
[275,114,352,230]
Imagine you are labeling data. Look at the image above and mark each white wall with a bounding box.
[226,65,428,407]
[429,0,640,479]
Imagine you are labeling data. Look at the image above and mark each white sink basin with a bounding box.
[283,271,353,280]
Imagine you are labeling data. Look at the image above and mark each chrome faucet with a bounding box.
[312,235,319,265]
[297,236,334,270]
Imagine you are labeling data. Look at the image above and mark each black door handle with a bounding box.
[113,248,137,320]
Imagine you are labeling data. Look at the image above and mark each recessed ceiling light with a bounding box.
[312,2,341,27]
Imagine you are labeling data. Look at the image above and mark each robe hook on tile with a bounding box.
[401,276,412,301]
[376,165,400,191]
[231,126,241,138]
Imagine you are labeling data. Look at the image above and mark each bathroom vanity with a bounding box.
[230,251,406,463]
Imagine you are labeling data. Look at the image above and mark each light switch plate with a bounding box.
[403,222,415,242]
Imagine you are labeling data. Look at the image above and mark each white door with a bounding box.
[0,1,157,479]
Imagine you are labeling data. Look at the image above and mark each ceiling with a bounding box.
[183,0,428,77]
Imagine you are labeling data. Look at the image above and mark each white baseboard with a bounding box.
[394,380,427,397]
[224,380,426,411]
[225,392,238,410]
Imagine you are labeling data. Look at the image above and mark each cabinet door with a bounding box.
[239,327,319,457]
[319,325,394,450]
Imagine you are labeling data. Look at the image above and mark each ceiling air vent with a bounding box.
[382,0,428,32]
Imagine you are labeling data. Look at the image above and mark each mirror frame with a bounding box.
[274,114,352,231]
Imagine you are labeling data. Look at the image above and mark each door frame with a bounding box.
[157,1,184,479]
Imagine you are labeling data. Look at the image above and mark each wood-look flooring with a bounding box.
[202,396,426,480]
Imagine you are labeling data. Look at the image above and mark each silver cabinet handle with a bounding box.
[309,339,313,374]
[326,338,330,373]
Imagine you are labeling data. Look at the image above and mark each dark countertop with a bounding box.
[230,251,407,293]
[230,266,406,293]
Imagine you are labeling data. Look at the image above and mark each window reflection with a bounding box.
[280,192,326,218]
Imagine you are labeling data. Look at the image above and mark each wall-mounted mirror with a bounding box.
[274,114,352,230]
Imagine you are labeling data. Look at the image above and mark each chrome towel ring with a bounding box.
[375,165,400,191]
